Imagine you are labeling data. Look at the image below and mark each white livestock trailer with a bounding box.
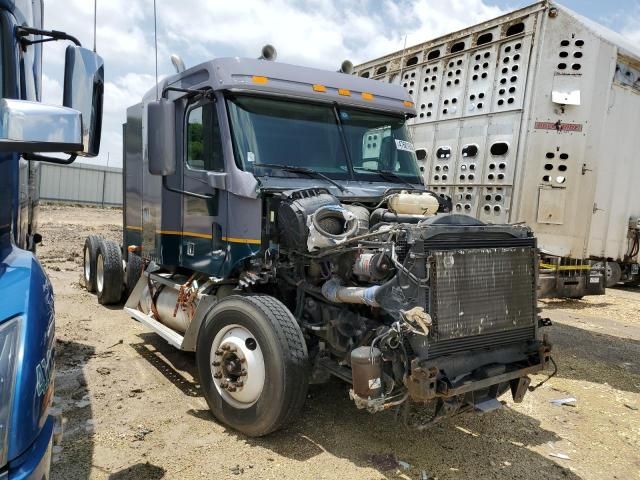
[354,1,640,296]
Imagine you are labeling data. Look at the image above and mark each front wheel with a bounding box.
[196,295,309,437]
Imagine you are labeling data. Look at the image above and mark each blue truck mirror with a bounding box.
[147,98,176,176]
[63,46,104,157]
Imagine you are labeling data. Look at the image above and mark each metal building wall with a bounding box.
[39,162,122,206]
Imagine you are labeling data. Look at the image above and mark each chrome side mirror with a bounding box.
[63,46,104,157]
[0,99,82,152]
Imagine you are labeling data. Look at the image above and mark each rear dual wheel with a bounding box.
[196,295,309,437]
[95,239,124,305]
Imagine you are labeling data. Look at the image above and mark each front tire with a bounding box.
[196,295,309,437]
[96,239,123,305]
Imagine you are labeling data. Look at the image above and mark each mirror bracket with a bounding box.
[162,86,214,101]
[22,153,77,165]
[16,26,81,49]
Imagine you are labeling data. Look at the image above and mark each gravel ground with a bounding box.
[37,204,640,480]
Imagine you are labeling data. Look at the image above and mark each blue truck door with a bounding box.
[180,98,228,275]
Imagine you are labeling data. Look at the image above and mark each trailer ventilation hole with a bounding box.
[490,142,509,155]
[462,144,479,157]
[478,92,485,98]
[546,152,555,159]
[494,205,501,212]
[472,74,479,81]
[468,174,475,180]
[434,175,440,180]
[500,78,507,84]
[560,40,570,47]
[495,194,502,201]
[542,175,550,182]
[505,46,512,53]
[556,176,566,184]
[442,174,448,180]
[512,65,519,72]
[559,51,568,58]
[484,205,491,212]
[497,173,504,180]
[499,163,506,170]
[469,164,476,170]
[510,75,518,82]
[574,51,583,58]
[503,56,510,64]
[489,163,496,170]
[460,174,465,180]
[435,166,440,172]
[558,164,567,172]
[544,163,553,170]
[507,97,515,104]
[376,66,387,75]
[575,39,584,47]
[443,166,448,171]
[488,174,495,180]
[477,102,483,109]
[515,42,522,50]
[470,94,476,100]
[427,49,441,60]
[559,153,569,160]
[506,22,525,37]
[498,99,504,106]
[475,54,481,61]
[360,71,370,78]
[572,63,581,71]
[477,32,493,45]
[456,204,462,211]
[485,194,492,201]
[558,63,567,70]
[436,147,451,159]
[416,149,427,161]
[406,56,418,67]
[451,41,465,53]
[509,86,516,93]
[465,194,472,200]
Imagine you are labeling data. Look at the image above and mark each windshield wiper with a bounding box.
[253,163,347,193]
[353,167,419,190]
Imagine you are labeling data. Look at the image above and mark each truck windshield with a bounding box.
[226,95,421,184]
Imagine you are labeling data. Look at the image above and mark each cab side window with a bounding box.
[186,102,224,171]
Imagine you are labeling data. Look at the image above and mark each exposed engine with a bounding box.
[267,187,550,423]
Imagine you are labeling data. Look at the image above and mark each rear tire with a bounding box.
[196,295,309,437]
[83,235,102,293]
[96,239,123,305]
[125,252,144,298]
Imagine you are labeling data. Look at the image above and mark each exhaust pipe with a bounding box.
[259,44,277,61]
[170,54,186,73]
[338,59,353,74]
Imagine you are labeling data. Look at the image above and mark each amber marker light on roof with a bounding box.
[338,88,351,96]
[361,92,374,101]
[252,76,268,84]
[312,84,327,92]
[404,100,414,107]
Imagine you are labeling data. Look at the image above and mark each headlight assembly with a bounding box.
[0,316,21,467]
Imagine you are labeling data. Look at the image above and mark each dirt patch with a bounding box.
[39,205,639,480]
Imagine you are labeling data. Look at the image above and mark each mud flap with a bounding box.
[510,375,531,403]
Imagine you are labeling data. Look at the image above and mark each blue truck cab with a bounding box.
[0,2,103,478]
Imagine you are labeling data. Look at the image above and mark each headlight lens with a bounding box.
[0,316,21,467]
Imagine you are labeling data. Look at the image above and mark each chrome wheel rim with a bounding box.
[84,248,90,282]
[210,324,265,409]
[96,254,104,293]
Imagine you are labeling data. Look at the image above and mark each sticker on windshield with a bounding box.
[395,139,414,152]
[247,152,255,163]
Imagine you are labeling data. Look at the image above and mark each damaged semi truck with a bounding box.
[83,49,553,436]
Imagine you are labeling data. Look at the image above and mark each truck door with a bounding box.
[180,98,228,275]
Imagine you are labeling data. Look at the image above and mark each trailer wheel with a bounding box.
[125,252,144,298]
[196,295,309,437]
[96,239,124,305]
[83,235,102,293]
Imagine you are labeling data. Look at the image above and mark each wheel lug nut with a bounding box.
[240,369,247,375]
[212,361,221,367]
[221,345,230,351]
[236,380,244,387]
[220,381,228,389]
[215,349,223,355]
[227,385,237,392]
[213,372,222,379]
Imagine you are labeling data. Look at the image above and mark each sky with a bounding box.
[39,0,640,168]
